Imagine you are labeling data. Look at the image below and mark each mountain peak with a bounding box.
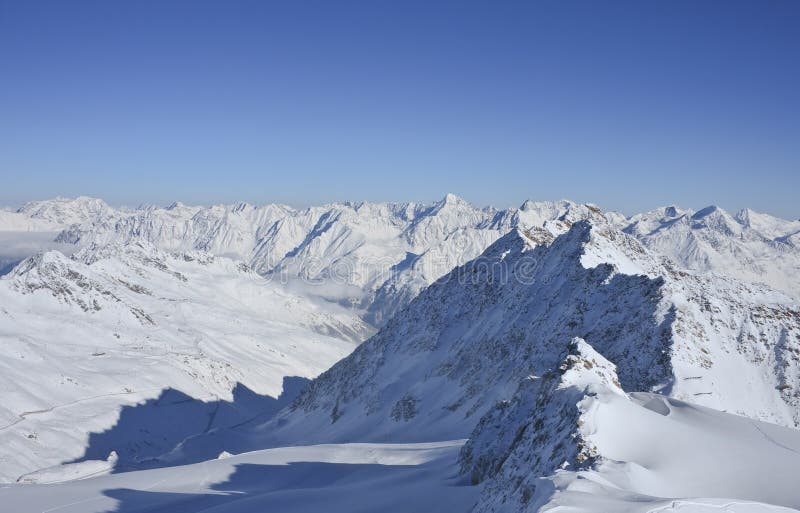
[8,249,72,278]
[436,193,469,209]
[559,337,624,393]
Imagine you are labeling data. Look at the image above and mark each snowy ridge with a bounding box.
[460,338,622,490]
[736,208,800,240]
[463,337,800,513]
[0,210,61,232]
[27,195,520,322]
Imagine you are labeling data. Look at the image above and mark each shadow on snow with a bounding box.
[101,459,476,513]
[68,377,310,473]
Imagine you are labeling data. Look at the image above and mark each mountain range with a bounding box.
[3,195,799,316]
[0,195,798,512]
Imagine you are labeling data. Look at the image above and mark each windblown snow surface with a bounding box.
[1,196,799,512]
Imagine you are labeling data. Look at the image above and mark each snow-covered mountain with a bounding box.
[17,196,118,227]
[263,220,799,447]
[626,205,800,300]
[0,240,368,482]
[242,219,799,511]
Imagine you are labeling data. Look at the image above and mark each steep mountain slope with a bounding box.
[0,241,368,483]
[736,208,800,240]
[364,200,619,325]
[262,220,800,449]
[463,338,800,512]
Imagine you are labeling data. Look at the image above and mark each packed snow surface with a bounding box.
[0,441,477,513]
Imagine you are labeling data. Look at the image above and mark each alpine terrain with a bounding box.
[0,196,798,513]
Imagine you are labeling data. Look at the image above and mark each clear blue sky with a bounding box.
[1,1,798,217]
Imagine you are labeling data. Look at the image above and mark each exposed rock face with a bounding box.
[460,338,623,510]
[461,337,800,513]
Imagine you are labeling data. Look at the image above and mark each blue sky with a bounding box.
[1,1,798,217]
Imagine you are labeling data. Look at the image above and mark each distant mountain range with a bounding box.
[3,195,799,319]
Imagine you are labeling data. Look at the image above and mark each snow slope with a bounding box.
[0,441,477,513]
[0,241,368,483]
